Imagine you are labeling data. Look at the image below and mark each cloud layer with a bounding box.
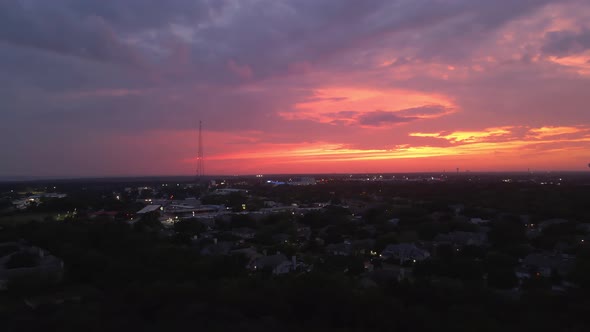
[2,0,590,176]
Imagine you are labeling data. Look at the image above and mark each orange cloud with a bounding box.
[410,127,513,143]
[280,87,456,126]
[198,125,590,173]
[210,135,590,163]
[548,52,590,76]
[119,124,590,175]
[528,126,583,138]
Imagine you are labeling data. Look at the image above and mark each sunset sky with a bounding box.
[2,0,590,177]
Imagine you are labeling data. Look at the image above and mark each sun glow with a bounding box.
[279,87,456,125]
[549,52,590,76]
[209,133,590,163]
[410,127,513,143]
[528,126,583,138]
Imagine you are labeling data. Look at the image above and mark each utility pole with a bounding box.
[196,120,204,180]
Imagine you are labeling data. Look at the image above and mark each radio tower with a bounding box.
[196,120,204,180]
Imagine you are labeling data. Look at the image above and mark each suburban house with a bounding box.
[248,254,298,275]
[272,233,291,244]
[326,242,352,256]
[538,219,569,231]
[0,242,64,290]
[380,243,430,263]
[231,247,262,261]
[434,231,488,247]
[231,227,257,240]
[200,241,233,256]
[351,239,376,255]
[519,253,575,278]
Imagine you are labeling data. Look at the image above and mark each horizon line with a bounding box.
[1,170,589,183]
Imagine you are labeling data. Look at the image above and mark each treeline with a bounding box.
[1,218,590,331]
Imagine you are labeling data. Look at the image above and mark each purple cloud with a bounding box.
[542,29,590,57]
[396,105,452,117]
[357,111,417,126]
[1,0,590,176]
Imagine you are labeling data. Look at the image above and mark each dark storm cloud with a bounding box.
[0,0,556,114]
[0,1,135,64]
[357,111,416,126]
[325,111,359,118]
[397,105,451,117]
[61,0,224,30]
[189,0,553,76]
[542,29,590,57]
[320,106,450,127]
[0,0,227,63]
[0,0,554,85]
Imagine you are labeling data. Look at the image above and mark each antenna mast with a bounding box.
[196,120,204,179]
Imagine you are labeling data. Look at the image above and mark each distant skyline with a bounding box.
[2,0,590,177]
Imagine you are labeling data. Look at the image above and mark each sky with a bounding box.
[2,0,590,177]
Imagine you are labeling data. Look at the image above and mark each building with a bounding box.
[380,243,430,264]
[231,227,257,240]
[288,177,317,186]
[434,231,488,247]
[136,205,162,214]
[326,242,352,256]
[0,242,64,290]
[520,253,575,278]
[214,188,249,195]
[248,254,298,275]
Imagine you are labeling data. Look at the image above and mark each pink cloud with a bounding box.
[227,59,253,79]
